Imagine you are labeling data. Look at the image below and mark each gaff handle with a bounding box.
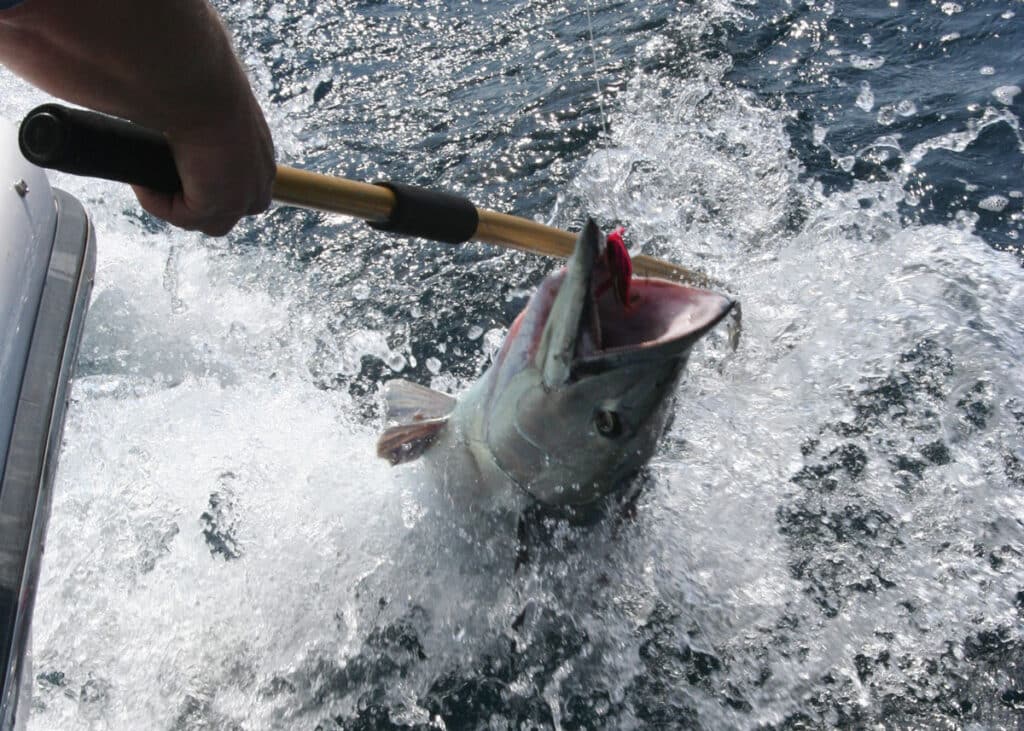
[17,103,479,243]
[19,103,181,193]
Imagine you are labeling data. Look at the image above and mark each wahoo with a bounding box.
[377,219,734,515]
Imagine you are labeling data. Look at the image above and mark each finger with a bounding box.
[133,186,242,236]
[247,184,273,216]
[194,216,238,237]
[246,165,275,216]
[132,186,182,226]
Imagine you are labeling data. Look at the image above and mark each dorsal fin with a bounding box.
[376,418,448,465]
[382,379,457,424]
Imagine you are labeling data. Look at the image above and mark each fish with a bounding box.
[377,218,734,518]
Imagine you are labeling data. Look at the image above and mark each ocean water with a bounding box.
[1,0,1022,728]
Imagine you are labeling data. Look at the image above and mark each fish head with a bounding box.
[482,219,734,508]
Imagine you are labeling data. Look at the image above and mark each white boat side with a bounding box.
[0,119,96,731]
[0,120,56,475]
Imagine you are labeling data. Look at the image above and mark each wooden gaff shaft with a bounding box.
[273,165,714,288]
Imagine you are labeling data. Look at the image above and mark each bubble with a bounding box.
[978,195,1009,213]
[856,81,875,112]
[482,327,507,361]
[466,324,484,340]
[425,357,442,374]
[341,329,391,376]
[385,351,407,372]
[940,1,962,13]
[992,85,1021,105]
[896,99,917,116]
[850,54,885,70]
[979,66,996,76]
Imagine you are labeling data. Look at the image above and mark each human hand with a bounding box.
[0,0,275,236]
[132,95,275,237]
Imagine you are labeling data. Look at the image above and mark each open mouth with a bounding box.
[534,219,735,386]
[574,277,735,369]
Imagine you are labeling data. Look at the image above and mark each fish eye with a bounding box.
[594,409,622,438]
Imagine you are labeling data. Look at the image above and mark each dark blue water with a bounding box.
[10,1,1023,729]
[725,0,1023,248]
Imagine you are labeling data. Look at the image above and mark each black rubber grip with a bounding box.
[369,181,479,244]
[19,103,181,193]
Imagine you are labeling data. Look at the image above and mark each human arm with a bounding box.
[0,0,274,235]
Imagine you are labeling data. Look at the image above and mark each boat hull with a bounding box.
[0,121,95,731]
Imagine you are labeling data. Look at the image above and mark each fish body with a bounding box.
[378,219,734,516]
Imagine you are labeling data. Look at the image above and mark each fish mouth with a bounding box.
[537,219,734,382]
[574,277,735,374]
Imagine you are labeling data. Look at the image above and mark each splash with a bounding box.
[5,1,1022,729]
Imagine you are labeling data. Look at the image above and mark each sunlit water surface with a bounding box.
[1,0,1022,728]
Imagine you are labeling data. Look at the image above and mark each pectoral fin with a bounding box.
[382,379,457,423]
[377,380,457,465]
[377,417,448,465]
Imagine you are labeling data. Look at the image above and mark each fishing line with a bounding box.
[583,1,624,229]
[584,2,610,140]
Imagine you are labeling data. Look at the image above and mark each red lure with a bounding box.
[604,226,633,308]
